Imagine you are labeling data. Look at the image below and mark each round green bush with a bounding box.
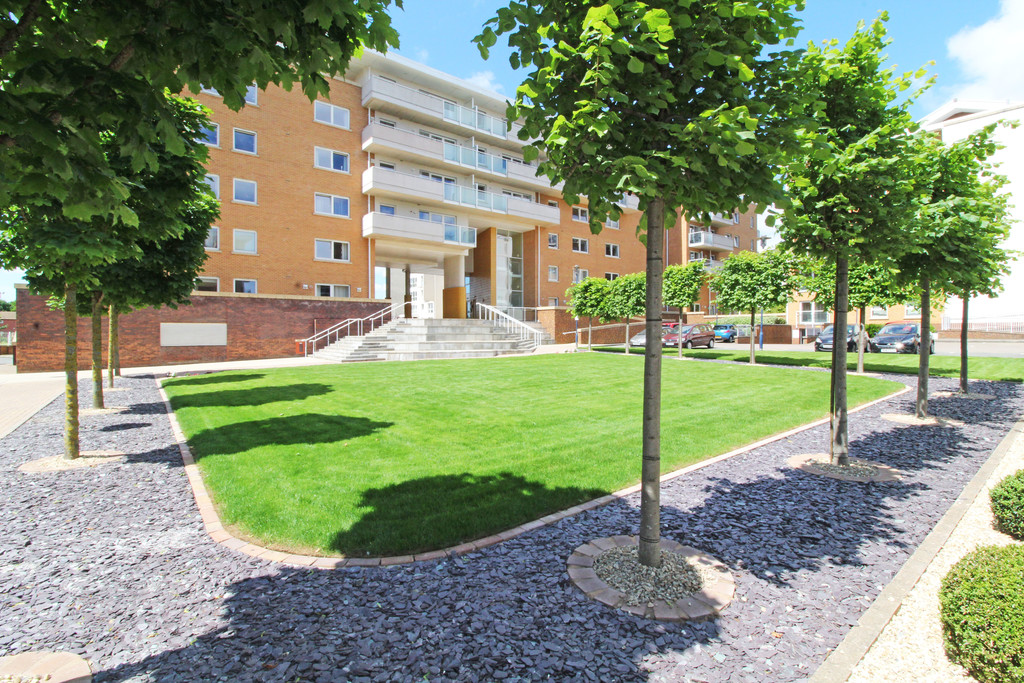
[991,470,1024,539]
[940,544,1024,682]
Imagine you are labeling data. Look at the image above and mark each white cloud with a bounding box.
[946,0,1024,100]
[415,49,429,63]
[464,70,504,94]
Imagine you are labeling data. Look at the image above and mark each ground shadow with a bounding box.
[161,372,266,387]
[330,472,608,557]
[187,413,394,458]
[165,383,334,410]
[99,422,151,432]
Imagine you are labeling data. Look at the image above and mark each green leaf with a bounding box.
[627,56,644,74]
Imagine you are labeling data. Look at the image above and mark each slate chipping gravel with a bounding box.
[0,370,1021,682]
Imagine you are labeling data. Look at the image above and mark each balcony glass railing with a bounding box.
[443,183,509,212]
[443,101,509,138]
[443,224,477,245]
[443,142,509,175]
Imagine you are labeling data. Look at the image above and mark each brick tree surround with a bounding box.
[15,286,389,373]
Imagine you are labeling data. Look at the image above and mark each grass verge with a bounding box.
[164,353,899,556]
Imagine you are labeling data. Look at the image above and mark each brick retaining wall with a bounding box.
[14,287,389,373]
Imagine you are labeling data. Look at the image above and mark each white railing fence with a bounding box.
[475,302,544,350]
[941,316,1024,334]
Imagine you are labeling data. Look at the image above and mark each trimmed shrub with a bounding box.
[991,470,1024,539]
[940,545,1024,682]
[866,323,882,337]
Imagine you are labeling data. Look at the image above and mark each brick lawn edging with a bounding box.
[156,381,911,569]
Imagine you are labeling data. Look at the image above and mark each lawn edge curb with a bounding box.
[808,414,1024,683]
[157,378,908,569]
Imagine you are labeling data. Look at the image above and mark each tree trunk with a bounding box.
[678,307,683,359]
[113,307,121,376]
[624,320,630,354]
[749,310,756,364]
[638,197,666,568]
[107,306,117,388]
[588,317,593,351]
[857,305,866,374]
[960,297,969,394]
[91,293,104,409]
[64,284,80,460]
[916,280,931,418]
[831,257,850,466]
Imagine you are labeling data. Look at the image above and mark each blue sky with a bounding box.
[3,0,1022,302]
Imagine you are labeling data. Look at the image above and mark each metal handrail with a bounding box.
[475,302,544,350]
[297,302,405,356]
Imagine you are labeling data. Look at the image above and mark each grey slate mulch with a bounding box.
[1,370,1021,682]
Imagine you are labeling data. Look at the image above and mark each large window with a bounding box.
[233,229,257,254]
[800,301,829,325]
[233,179,257,204]
[233,279,257,294]
[233,129,257,154]
[605,243,620,258]
[314,147,350,173]
[572,268,589,284]
[204,226,220,250]
[316,284,351,298]
[314,239,350,262]
[572,237,589,253]
[195,277,219,292]
[571,206,589,223]
[313,101,350,129]
[314,193,350,218]
[548,266,559,282]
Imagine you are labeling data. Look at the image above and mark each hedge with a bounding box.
[991,470,1024,540]
[940,544,1024,682]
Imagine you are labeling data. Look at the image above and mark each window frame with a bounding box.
[244,84,258,106]
[205,174,220,200]
[548,234,558,249]
[571,206,589,223]
[314,193,350,219]
[547,265,559,282]
[572,237,589,254]
[232,128,257,155]
[314,238,351,263]
[232,228,257,255]
[313,100,350,130]
[232,178,257,205]
[313,147,351,174]
[315,283,351,298]
[605,243,620,258]
[204,226,220,251]
[195,277,219,292]
[233,278,257,294]
[605,272,619,281]
[200,122,220,147]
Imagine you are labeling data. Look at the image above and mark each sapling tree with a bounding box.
[778,15,927,465]
[566,276,612,350]
[663,261,707,359]
[710,249,794,364]
[601,272,646,354]
[478,0,803,566]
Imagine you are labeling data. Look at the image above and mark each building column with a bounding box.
[385,267,392,300]
[443,254,467,319]
[404,265,412,318]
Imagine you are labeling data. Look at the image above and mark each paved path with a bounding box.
[0,372,63,439]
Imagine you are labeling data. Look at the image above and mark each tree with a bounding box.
[893,126,1014,415]
[478,0,803,566]
[601,272,646,354]
[566,276,612,350]
[0,299,13,312]
[663,261,707,359]
[778,15,926,466]
[710,250,794,364]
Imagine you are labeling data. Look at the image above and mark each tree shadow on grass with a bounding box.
[330,472,607,557]
[162,371,266,387]
[166,383,334,410]
[188,413,394,458]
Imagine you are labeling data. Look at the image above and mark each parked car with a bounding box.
[869,322,935,354]
[713,324,739,343]
[629,323,678,347]
[814,324,863,352]
[664,323,715,349]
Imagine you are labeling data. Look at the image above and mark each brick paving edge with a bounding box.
[156,379,910,569]
[809,413,1024,683]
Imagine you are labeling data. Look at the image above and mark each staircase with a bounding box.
[313,318,545,363]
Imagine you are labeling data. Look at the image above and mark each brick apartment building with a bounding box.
[193,50,757,320]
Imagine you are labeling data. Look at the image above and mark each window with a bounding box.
[606,219,620,229]
[732,235,740,247]
[244,84,258,105]
[313,100,350,129]
[200,86,220,96]
[750,215,756,229]
[200,123,219,146]
[905,302,922,318]
[419,129,457,145]
[605,243,620,258]
[418,210,456,225]
[572,237,589,253]
[751,239,757,251]
[204,226,220,250]
[732,211,740,223]
[572,268,589,284]
[314,193,350,218]
[378,161,396,170]
[233,129,257,154]
[195,277,219,292]
[605,272,619,281]
[572,206,589,223]
[420,170,455,184]
[233,179,257,204]
[379,204,396,215]
[692,303,702,312]
[316,284,351,298]
[548,297,559,306]
[548,234,558,249]
[548,266,559,282]
[502,189,531,200]
[314,147,350,173]
[234,279,257,294]
[689,251,703,261]
[800,301,829,325]
[378,119,397,128]
[870,306,888,319]
[547,200,558,208]
[314,239,350,262]
[233,229,257,254]
[205,174,219,199]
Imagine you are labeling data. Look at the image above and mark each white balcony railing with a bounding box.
[692,257,724,271]
[363,212,476,247]
[689,231,735,251]
[711,211,740,227]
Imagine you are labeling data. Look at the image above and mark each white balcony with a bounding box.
[362,75,524,145]
[362,166,560,226]
[711,211,740,227]
[689,231,735,252]
[693,257,724,271]
[361,121,550,191]
[363,212,476,248]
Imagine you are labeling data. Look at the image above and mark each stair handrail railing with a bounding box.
[297,302,405,356]
[475,302,544,350]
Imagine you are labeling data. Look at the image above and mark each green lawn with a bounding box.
[597,346,1024,382]
[164,353,899,557]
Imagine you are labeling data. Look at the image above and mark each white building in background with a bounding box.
[921,99,1024,330]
